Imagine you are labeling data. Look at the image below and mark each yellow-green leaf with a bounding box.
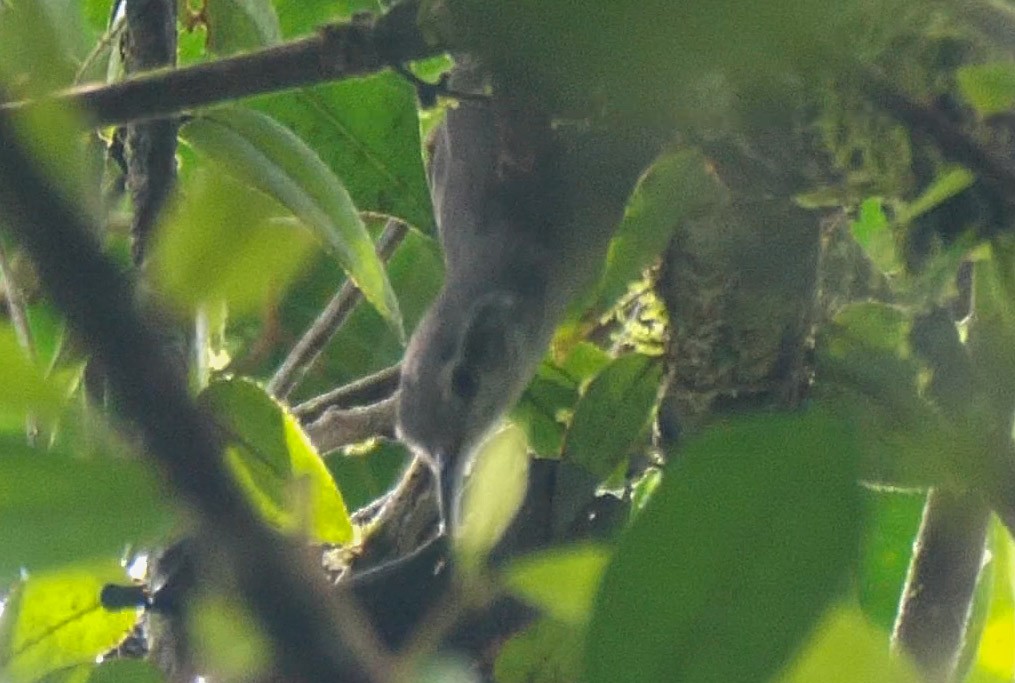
[200,377,353,544]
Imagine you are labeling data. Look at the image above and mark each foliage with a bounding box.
[0,0,1013,682]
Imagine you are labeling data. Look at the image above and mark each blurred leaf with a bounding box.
[88,660,164,683]
[494,618,584,683]
[181,106,403,337]
[456,424,529,570]
[205,0,281,55]
[200,378,353,544]
[504,545,610,625]
[777,605,921,682]
[152,172,315,317]
[514,364,579,458]
[593,149,721,312]
[251,72,434,235]
[585,409,862,683]
[0,325,69,422]
[854,488,924,632]
[0,561,138,683]
[0,441,173,580]
[562,354,661,479]
[190,594,271,680]
[0,1,76,93]
[965,523,1015,683]
[826,302,912,357]
[958,63,1015,116]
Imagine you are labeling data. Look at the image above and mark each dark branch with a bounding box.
[0,98,387,683]
[293,363,402,422]
[2,3,440,127]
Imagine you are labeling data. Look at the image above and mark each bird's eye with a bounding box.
[450,363,479,401]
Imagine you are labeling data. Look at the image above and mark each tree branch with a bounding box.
[1,2,439,127]
[270,219,408,400]
[294,363,402,423]
[0,97,388,683]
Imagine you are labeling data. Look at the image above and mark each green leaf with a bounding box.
[561,354,661,479]
[585,409,862,683]
[593,149,721,312]
[0,441,173,580]
[88,660,164,683]
[200,377,353,544]
[0,561,139,683]
[777,605,920,683]
[0,325,68,422]
[898,166,976,224]
[504,545,610,625]
[456,424,529,570]
[494,618,584,683]
[180,106,404,338]
[205,0,282,55]
[850,197,898,274]
[958,63,1015,116]
[152,172,315,317]
[251,73,434,235]
[965,523,1015,683]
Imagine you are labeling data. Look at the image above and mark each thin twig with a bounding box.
[304,395,398,454]
[269,218,409,400]
[293,362,402,422]
[2,3,438,127]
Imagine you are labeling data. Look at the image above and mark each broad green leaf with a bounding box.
[180,106,403,338]
[251,72,434,235]
[0,561,138,683]
[561,354,661,479]
[494,618,584,683]
[0,325,68,422]
[205,0,282,55]
[593,149,721,312]
[958,63,1015,116]
[200,377,353,544]
[504,545,610,625]
[0,1,76,93]
[0,442,173,580]
[513,361,581,458]
[152,172,315,317]
[190,594,271,680]
[324,440,410,512]
[585,409,862,683]
[777,605,920,683]
[88,660,164,683]
[456,424,529,570]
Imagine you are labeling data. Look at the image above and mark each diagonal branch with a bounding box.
[0,97,389,683]
[1,2,439,127]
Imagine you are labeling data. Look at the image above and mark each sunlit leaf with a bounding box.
[965,523,1015,683]
[181,106,403,338]
[777,605,921,683]
[0,325,69,422]
[200,377,353,544]
[851,197,898,274]
[456,424,529,569]
[958,63,1015,116]
[0,562,138,683]
[190,594,271,680]
[586,409,862,683]
[153,172,315,316]
[562,354,661,479]
[504,545,610,625]
[0,441,173,580]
